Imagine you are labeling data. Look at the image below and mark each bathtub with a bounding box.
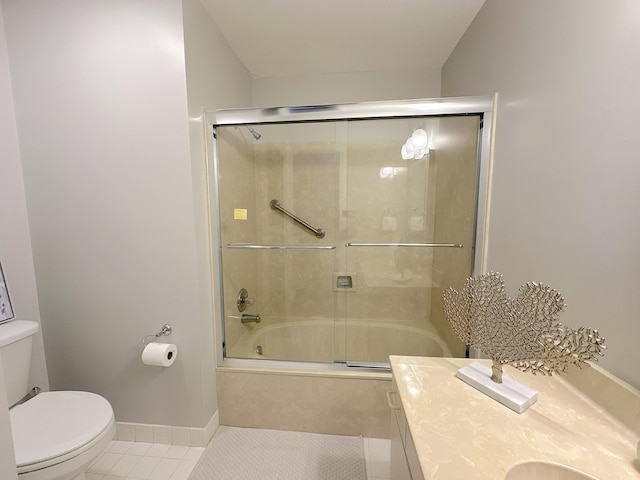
[219,318,454,438]
[226,319,451,364]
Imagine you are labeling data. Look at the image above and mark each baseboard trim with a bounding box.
[116,410,219,447]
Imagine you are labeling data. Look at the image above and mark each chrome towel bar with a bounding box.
[346,242,463,248]
[226,244,336,250]
[270,199,325,238]
[226,243,459,250]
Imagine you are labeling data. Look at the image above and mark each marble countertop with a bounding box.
[390,356,640,479]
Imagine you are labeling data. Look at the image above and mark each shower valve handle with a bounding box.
[237,288,254,312]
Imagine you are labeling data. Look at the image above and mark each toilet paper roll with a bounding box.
[142,342,177,367]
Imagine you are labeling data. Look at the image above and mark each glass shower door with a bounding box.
[216,122,342,362]
[212,99,491,367]
[342,115,481,365]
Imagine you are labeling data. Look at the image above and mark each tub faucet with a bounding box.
[241,313,261,324]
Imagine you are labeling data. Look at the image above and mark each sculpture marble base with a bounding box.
[456,362,538,413]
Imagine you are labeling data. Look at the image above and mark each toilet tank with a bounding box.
[0,320,40,407]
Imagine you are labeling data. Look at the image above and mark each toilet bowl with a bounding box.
[1,320,116,480]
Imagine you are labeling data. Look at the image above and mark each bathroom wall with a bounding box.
[252,68,442,106]
[442,0,640,388]
[0,6,21,477]
[182,0,252,424]
[0,2,48,396]
[2,0,249,429]
[0,2,49,472]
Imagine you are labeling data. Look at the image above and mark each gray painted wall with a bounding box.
[2,0,249,427]
[182,0,252,422]
[442,0,640,387]
[0,4,26,477]
[252,68,441,107]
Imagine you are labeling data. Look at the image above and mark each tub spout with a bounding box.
[241,313,261,324]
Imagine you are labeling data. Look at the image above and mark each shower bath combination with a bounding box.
[206,96,495,372]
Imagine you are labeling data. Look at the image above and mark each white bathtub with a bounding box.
[227,319,451,364]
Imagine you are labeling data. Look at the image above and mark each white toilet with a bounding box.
[0,320,116,480]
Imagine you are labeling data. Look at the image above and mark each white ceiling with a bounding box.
[199,0,486,78]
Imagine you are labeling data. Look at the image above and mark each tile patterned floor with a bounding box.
[86,442,205,480]
[86,436,390,480]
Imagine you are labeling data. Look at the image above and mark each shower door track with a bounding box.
[210,96,495,124]
[345,361,391,370]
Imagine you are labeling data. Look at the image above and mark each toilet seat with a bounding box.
[10,391,115,474]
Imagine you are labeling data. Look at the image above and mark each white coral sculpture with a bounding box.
[442,272,605,383]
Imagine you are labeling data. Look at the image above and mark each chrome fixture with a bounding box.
[246,126,261,140]
[227,243,335,250]
[332,273,358,293]
[270,199,325,238]
[210,96,494,124]
[336,275,353,289]
[12,386,41,408]
[237,288,260,322]
[241,313,261,324]
[346,242,463,248]
[237,288,255,312]
[142,324,172,347]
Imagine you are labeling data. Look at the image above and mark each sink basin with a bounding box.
[506,461,599,480]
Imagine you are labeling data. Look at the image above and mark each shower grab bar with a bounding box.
[346,242,463,248]
[270,199,326,239]
[226,243,336,250]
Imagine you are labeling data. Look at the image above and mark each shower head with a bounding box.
[246,126,262,140]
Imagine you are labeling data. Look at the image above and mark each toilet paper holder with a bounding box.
[142,324,172,348]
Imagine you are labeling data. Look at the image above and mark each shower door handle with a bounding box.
[227,244,335,250]
[346,242,463,248]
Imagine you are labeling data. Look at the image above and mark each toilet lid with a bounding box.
[10,391,114,467]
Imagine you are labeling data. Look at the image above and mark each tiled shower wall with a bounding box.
[254,136,339,321]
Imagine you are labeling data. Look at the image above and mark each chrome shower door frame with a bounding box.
[205,95,497,372]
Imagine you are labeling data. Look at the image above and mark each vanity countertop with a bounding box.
[389,356,640,479]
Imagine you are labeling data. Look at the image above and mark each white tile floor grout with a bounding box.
[86,435,390,480]
[86,441,205,480]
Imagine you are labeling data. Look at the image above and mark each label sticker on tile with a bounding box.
[234,209,248,220]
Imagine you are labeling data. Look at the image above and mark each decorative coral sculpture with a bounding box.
[443,272,605,384]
